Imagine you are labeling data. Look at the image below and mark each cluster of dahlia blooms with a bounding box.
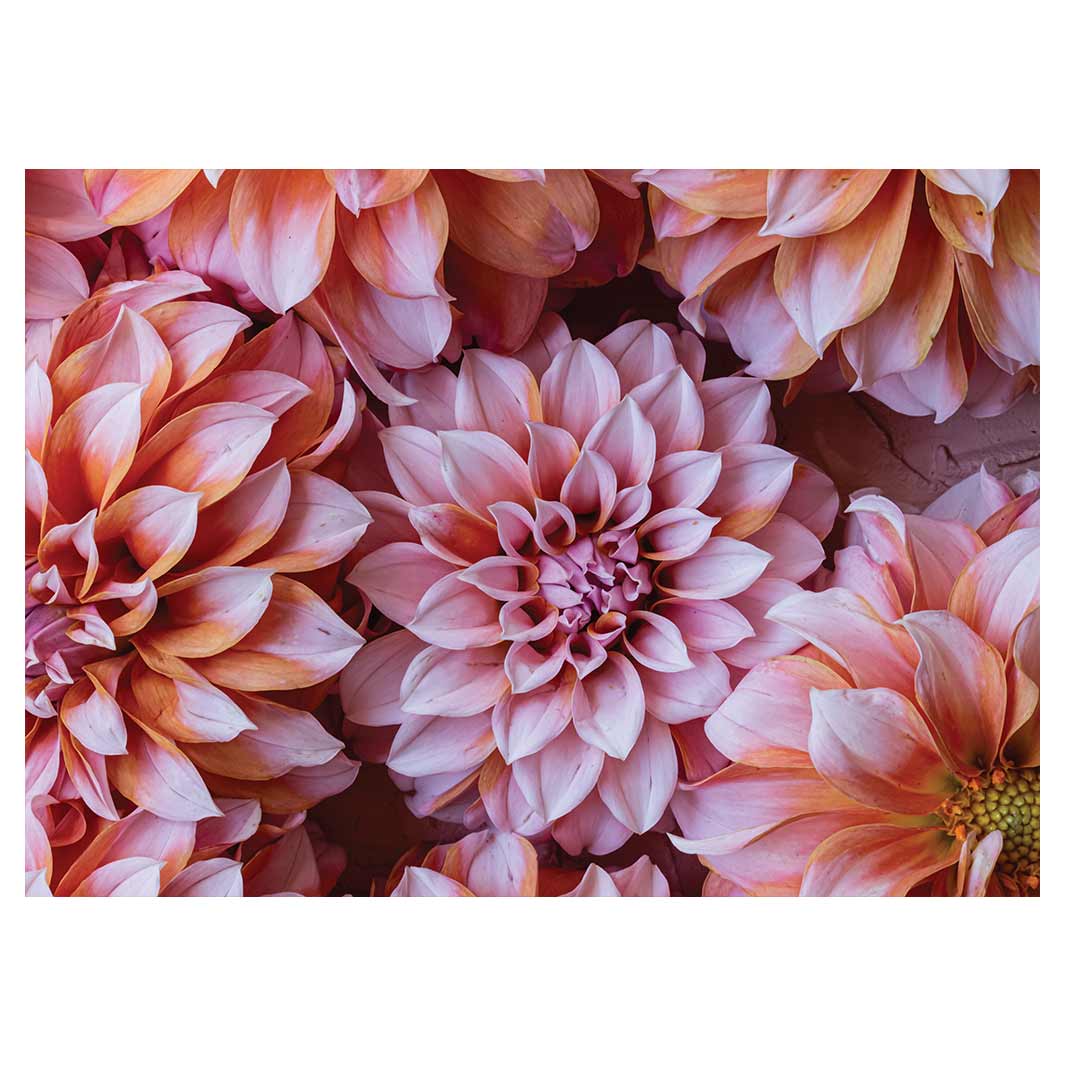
[24,169,1039,898]
[672,468,1039,896]
[636,170,1039,419]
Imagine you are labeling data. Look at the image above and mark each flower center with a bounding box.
[536,534,652,636]
[941,767,1040,889]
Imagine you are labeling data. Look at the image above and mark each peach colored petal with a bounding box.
[898,611,1007,776]
[96,485,200,582]
[808,687,952,814]
[229,169,337,313]
[921,169,1010,211]
[762,170,890,238]
[435,169,578,277]
[994,169,1039,272]
[84,169,197,226]
[773,169,915,355]
[925,179,995,264]
[195,575,363,690]
[325,169,429,214]
[706,443,796,540]
[162,857,243,897]
[800,824,959,897]
[337,172,446,298]
[560,174,644,286]
[635,169,768,217]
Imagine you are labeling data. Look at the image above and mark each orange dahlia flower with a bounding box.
[637,169,1039,420]
[671,468,1039,896]
[25,252,368,889]
[25,169,643,404]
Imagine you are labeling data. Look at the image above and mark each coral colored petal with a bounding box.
[762,170,890,238]
[800,824,959,897]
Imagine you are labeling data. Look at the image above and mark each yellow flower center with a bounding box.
[941,767,1039,891]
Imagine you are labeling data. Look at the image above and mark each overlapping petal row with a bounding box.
[26,260,370,894]
[388,828,670,896]
[27,169,1038,423]
[672,467,1040,896]
[634,168,1039,419]
[340,317,839,856]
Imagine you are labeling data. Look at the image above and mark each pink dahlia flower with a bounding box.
[26,169,643,406]
[25,260,367,884]
[671,468,1039,896]
[341,316,838,855]
[637,169,1039,420]
[388,828,669,896]
[26,805,344,897]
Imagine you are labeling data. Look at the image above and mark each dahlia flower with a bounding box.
[637,169,1039,420]
[25,803,343,897]
[671,468,1039,896]
[25,257,367,886]
[341,316,838,855]
[388,828,669,896]
[25,169,643,405]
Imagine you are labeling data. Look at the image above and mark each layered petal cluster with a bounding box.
[671,468,1039,896]
[341,316,838,856]
[26,169,644,408]
[26,262,367,890]
[637,169,1039,419]
[26,805,344,897]
[387,828,669,896]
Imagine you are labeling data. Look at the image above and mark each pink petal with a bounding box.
[162,857,243,897]
[708,654,848,767]
[809,687,953,814]
[388,364,458,432]
[512,725,604,821]
[401,644,509,717]
[539,338,621,444]
[947,528,1039,656]
[325,169,428,214]
[438,429,535,518]
[897,611,1007,777]
[698,376,772,450]
[527,422,580,500]
[766,588,919,695]
[773,169,915,354]
[628,366,705,458]
[455,349,543,456]
[596,715,677,833]
[572,653,646,758]
[391,866,472,897]
[340,630,427,727]
[83,169,197,226]
[552,790,633,856]
[408,571,504,649]
[638,650,730,724]
[921,169,1010,211]
[25,233,89,319]
[623,611,693,673]
[596,320,678,391]
[73,856,164,897]
[762,170,890,238]
[649,450,722,511]
[379,425,452,506]
[229,169,336,313]
[583,397,656,489]
[440,829,539,897]
[655,598,754,653]
[337,172,446,298]
[26,169,109,242]
[388,711,494,777]
[655,537,771,600]
[800,824,959,897]
[705,443,796,540]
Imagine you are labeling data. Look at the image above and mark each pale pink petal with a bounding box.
[438,429,535,518]
[162,857,244,897]
[708,655,848,767]
[378,425,453,506]
[391,866,472,897]
[25,233,89,319]
[539,338,621,444]
[649,450,722,511]
[655,537,771,600]
[638,650,730,724]
[492,681,573,762]
[401,644,509,717]
[440,829,539,897]
[596,715,677,833]
[583,397,656,489]
[340,630,427,727]
[552,790,633,856]
[572,653,645,758]
[512,726,604,821]
[388,711,494,777]
[388,364,458,432]
[455,349,542,456]
[26,169,109,241]
[596,320,679,391]
[628,366,704,458]
[762,170,890,238]
[921,169,1010,211]
[408,571,504,649]
[705,443,796,540]
[73,856,164,897]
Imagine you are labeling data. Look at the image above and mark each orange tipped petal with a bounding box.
[921,169,1010,212]
[83,169,197,226]
[635,169,768,217]
[229,169,337,313]
[325,169,429,214]
[773,169,915,355]
[195,575,363,691]
[762,170,890,238]
[338,172,447,299]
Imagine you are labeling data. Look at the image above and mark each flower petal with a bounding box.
[762,170,890,238]
[388,711,494,777]
[455,349,542,456]
[596,715,678,833]
[438,429,534,518]
[512,725,604,822]
[440,829,539,897]
[401,644,509,717]
[408,570,504,649]
[539,339,621,445]
[572,653,645,758]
